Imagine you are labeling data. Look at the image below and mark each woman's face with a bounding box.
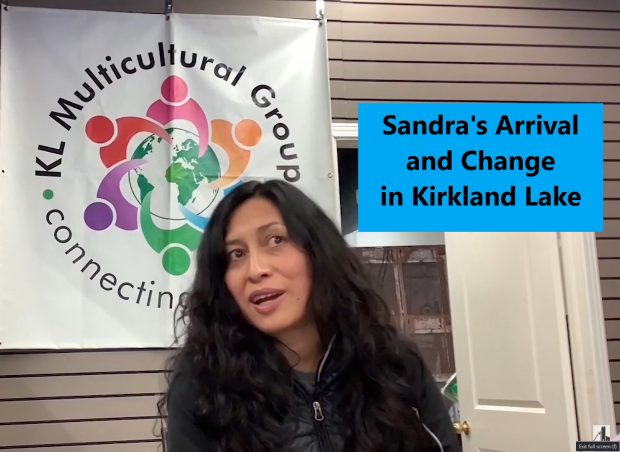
[224,197,313,337]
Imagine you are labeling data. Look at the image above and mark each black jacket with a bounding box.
[166,337,461,452]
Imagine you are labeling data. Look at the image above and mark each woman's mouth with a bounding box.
[249,290,284,314]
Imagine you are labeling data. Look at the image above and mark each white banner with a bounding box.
[0,7,336,348]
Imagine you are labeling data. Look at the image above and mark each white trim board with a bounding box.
[560,232,616,438]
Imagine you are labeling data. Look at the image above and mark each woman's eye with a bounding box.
[268,235,286,246]
[228,249,245,261]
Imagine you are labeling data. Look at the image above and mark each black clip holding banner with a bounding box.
[315,0,325,26]
[2,0,8,12]
[165,0,173,20]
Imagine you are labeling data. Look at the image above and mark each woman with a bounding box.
[161,179,461,452]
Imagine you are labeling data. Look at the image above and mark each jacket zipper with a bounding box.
[312,397,332,452]
[312,401,325,421]
[292,336,337,451]
[294,381,333,452]
[313,336,335,451]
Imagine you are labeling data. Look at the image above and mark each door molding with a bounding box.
[559,232,615,438]
[332,122,358,149]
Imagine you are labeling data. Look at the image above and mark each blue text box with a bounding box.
[358,103,603,232]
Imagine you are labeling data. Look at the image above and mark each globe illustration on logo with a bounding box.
[83,75,262,277]
[128,128,222,222]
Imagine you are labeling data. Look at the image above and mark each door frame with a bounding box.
[332,122,616,439]
[560,232,615,438]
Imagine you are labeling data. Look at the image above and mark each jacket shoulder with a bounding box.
[402,341,462,452]
[166,368,217,452]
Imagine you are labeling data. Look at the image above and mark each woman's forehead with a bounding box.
[226,198,285,240]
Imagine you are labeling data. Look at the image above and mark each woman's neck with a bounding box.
[276,322,323,373]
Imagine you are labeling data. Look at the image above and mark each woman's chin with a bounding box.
[249,315,307,338]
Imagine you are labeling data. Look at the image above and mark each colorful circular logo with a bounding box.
[83,76,262,276]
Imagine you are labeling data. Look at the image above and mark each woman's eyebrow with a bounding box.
[224,238,244,247]
[256,221,284,232]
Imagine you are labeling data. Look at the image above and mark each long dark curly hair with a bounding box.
[158,179,435,451]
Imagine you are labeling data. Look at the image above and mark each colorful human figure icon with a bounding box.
[146,76,211,158]
[140,191,202,276]
[209,119,262,189]
[86,116,172,168]
[84,159,147,231]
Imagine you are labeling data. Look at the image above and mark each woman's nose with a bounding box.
[247,249,272,281]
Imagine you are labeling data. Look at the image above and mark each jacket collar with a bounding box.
[314,334,353,393]
[316,335,337,383]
